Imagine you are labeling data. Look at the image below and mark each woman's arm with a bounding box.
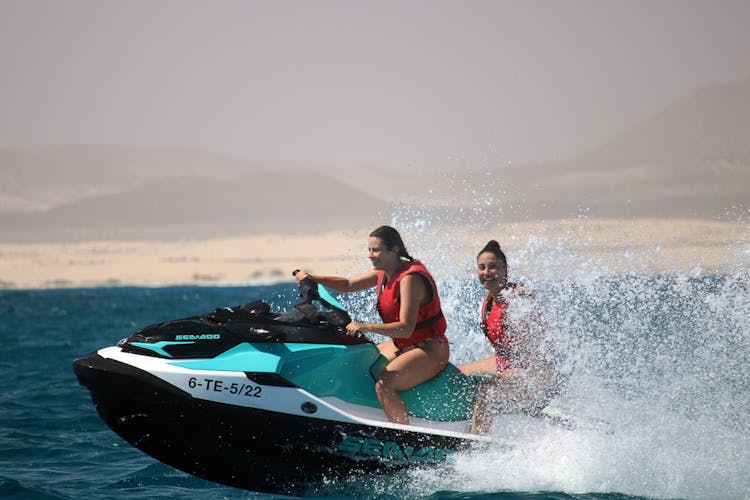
[348,273,425,338]
[295,269,378,293]
[504,298,555,381]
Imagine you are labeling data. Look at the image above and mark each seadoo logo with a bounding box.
[338,434,454,463]
[174,334,221,340]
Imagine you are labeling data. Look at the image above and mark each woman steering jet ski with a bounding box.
[72,231,566,494]
[295,225,449,425]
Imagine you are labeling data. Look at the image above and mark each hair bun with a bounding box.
[477,239,507,263]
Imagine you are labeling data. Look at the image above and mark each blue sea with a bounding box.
[1,267,749,499]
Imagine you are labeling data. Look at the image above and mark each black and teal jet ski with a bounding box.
[73,276,488,494]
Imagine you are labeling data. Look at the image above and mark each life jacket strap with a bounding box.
[414,309,444,330]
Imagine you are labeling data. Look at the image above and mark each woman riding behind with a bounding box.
[460,240,556,434]
[295,225,449,425]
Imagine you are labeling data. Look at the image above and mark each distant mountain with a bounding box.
[424,77,750,221]
[572,77,750,168]
[0,171,392,242]
[1,78,748,242]
[549,77,750,218]
[0,145,313,212]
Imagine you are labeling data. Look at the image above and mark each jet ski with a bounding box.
[73,275,488,494]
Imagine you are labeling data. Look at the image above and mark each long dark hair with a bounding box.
[370,226,414,261]
[477,240,507,269]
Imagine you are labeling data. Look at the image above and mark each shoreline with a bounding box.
[1,218,747,290]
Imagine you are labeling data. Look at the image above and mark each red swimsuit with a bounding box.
[481,285,521,372]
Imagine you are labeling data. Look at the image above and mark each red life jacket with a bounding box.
[480,284,521,371]
[376,260,446,350]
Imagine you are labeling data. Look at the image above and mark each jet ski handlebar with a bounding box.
[292,269,318,306]
[283,270,355,334]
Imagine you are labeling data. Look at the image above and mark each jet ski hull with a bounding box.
[74,350,476,494]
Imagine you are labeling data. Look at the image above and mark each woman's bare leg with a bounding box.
[375,340,449,424]
[376,340,399,361]
[470,375,552,433]
[470,380,496,434]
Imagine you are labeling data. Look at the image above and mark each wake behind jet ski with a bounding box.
[73,275,488,494]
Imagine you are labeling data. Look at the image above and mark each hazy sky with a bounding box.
[2,0,749,169]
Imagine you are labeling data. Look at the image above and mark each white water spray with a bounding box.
[350,207,750,500]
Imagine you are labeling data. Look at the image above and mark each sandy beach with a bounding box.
[0,218,747,290]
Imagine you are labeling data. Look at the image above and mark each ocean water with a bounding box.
[1,248,749,499]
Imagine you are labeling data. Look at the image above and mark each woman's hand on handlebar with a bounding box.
[294,270,310,284]
[346,321,363,336]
